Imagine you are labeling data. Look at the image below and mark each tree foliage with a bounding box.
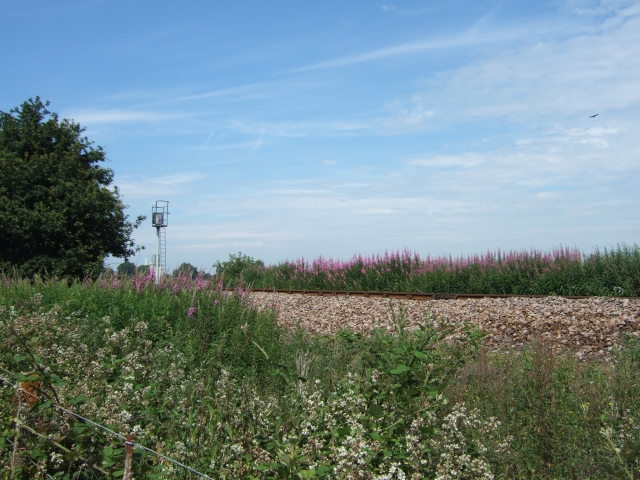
[117,261,136,277]
[172,262,198,279]
[0,97,145,279]
[213,252,264,284]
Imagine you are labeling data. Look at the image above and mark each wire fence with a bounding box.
[1,376,214,479]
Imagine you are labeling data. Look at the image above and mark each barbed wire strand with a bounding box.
[4,436,56,480]
[1,376,215,480]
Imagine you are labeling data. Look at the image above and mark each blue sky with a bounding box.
[2,0,639,270]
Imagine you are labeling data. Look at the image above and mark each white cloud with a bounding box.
[294,29,520,71]
[271,188,327,195]
[293,13,577,72]
[67,109,188,125]
[421,10,640,123]
[115,173,204,200]
[174,82,270,102]
[227,119,372,138]
[406,154,483,168]
[84,2,640,267]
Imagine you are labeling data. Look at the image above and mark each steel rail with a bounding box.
[241,288,639,301]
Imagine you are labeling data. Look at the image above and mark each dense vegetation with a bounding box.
[1,274,639,478]
[0,98,145,280]
[215,244,640,297]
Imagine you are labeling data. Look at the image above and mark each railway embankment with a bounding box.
[249,292,640,358]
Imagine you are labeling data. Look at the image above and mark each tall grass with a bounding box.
[446,339,640,478]
[1,275,639,478]
[221,244,640,296]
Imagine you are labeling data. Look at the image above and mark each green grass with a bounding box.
[446,341,640,479]
[1,276,639,478]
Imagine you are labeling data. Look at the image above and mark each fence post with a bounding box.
[123,434,134,480]
[10,396,22,479]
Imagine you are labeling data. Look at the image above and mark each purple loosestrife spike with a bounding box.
[188,306,195,317]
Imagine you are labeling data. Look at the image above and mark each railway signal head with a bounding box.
[152,201,169,227]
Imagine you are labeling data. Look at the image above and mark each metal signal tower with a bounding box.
[151,200,169,284]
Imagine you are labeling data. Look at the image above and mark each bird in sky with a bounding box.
[589,114,599,118]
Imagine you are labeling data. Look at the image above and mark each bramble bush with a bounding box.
[1,273,639,478]
[0,274,502,478]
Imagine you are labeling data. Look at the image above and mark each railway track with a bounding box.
[244,288,638,301]
[248,289,640,358]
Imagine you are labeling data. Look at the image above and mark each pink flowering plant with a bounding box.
[214,244,640,297]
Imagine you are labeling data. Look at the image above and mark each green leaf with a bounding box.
[412,351,428,360]
[601,464,624,478]
[419,426,435,435]
[366,405,384,418]
[390,364,410,375]
[418,387,439,397]
[297,470,316,479]
[69,394,89,405]
[624,446,640,460]
[315,465,333,477]
[336,427,350,436]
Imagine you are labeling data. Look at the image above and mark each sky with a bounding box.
[1,0,639,271]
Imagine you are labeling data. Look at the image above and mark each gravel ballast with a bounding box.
[248,292,640,358]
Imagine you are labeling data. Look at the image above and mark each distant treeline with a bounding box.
[213,244,640,297]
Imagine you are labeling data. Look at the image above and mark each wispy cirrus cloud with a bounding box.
[419,11,640,123]
[406,154,484,168]
[292,17,569,72]
[66,109,190,125]
[174,82,271,102]
[226,118,372,138]
[115,173,204,200]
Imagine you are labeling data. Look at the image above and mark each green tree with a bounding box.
[213,252,264,284]
[136,264,151,275]
[117,261,136,277]
[0,98,145,279]
[172,262,198,279]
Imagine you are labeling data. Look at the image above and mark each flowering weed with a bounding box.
[1,276,637,478]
